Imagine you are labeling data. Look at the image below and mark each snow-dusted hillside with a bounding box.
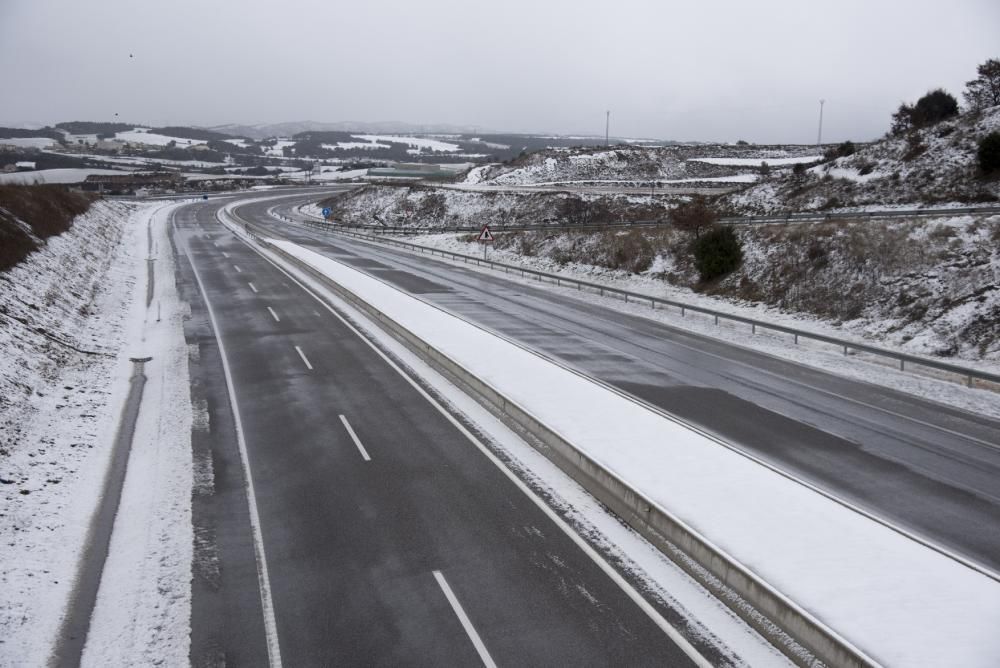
[726,106,1000,213]
[466,145,821,186]
[324,184,674,228]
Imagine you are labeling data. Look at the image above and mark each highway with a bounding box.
[244,190,1000,579]
[170,194,712,666]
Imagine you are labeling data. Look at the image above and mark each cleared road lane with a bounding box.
[245,191,1000,575]
[172,198,711,666]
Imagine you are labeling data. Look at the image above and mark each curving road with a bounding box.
[171,192,715,666]
[245,189,1000,578]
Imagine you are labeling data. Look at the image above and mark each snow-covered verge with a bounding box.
[0,200,192,665]
[725,105,1000,213]
[270,237,1000,667]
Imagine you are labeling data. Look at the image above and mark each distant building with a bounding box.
[15,161,36,171]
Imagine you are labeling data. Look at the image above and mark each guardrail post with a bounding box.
[968,375,973,388]
[843,345,848,355]
[752,323,756,334]
[900,359,905,371]
[625,293,628,303]
[681,306,685,317]
[714,315,719,326]
[794,333,799,344]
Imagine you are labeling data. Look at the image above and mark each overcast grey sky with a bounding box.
[1,0,997,143]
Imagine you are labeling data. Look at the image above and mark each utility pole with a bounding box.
[605,110,610,146]
[817,99,825,147]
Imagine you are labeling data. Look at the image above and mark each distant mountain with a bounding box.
[205,120,482,140]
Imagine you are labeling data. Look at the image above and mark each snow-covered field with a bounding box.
[0,200,192,665]
[0,168,130,185]
[354,134,460,152]
[115,128,206,147]
[266,235,1000,667]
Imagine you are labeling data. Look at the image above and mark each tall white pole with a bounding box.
[817,99,825,147]
[605,110,610,146]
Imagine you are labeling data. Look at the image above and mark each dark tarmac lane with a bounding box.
[171,197,705,667]
[244,190,1000,577]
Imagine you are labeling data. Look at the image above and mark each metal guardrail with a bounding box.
[286,217,999,391]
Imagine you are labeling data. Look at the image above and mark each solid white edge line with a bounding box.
[432,570,497,668]
[172,213,283,668]
[267,306,280,322]
[295,345,313,370]
[248,282,258,293]
[225,219,712,667]
[338,415,371,461]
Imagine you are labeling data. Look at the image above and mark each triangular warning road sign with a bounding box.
[478,225,495,242]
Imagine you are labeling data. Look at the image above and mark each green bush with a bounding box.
[978,132,1000,173]
[693,226,742,281]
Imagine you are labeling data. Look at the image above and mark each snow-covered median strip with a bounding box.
[268,237,1000,667]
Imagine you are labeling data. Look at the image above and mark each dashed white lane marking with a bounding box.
[248,282,258,293]
[313,310,321,317]
[339,415,371,461]
[233,264,242,273]
[267,307,280,322]
[226,214,713,667]
[295,345,313,370]
[222,251,229,258]
[432,570,497,668]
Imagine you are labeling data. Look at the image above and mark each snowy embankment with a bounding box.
[0,200,192,666]
[268,237,1000,667]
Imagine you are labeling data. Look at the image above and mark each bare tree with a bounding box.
[669,195,717,238]
[964,58,1000,111]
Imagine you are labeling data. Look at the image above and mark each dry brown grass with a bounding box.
[0,185,96,271]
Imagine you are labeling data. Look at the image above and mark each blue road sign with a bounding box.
[322,207,332,218]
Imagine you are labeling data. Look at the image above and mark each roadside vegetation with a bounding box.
[0,185,96,271]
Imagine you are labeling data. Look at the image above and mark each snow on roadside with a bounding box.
[81,203,193,667]
[0,200,192,665]
[392,232,1000,419]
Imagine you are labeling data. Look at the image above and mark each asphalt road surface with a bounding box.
[170,195,709,666]
[243,190,1000,577]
